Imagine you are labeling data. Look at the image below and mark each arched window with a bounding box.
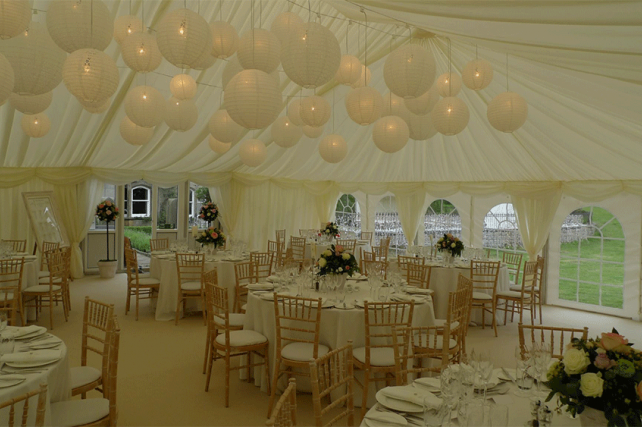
[559,207,625,310]
[375,195,407,255]
[424,199,461,242]
[131,186,150,217]
[483,203,527,280]
[334,194,361,236]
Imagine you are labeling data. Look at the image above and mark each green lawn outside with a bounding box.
[124,226,152,253]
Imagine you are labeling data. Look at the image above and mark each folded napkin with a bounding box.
[222,256,245,262]
[1,325,46,339]
[0,374,26,382]
[247,283,274,291]
[414,377,441,390]
[390,294,418,303]
[381,386,442,408]
[28,336,62,349]
[1,349,62,365]
[364,410,407,426]
[266,275,282,283]
[405,287,432,295]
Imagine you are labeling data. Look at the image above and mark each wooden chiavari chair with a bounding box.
[234,261,257,314]
[503,252,523,286]
[519,323,588,359]
[289,236,306,263]
[59,246,72,309]
[275,229,286,244]
[23,249,68,329]
[361,259,388,280]
[268,240,286,269]
[250,252,274,280]
[125,248,160,321]
[470,260,501,337]
[336,239,357,254]
[124,236,131,250]
[496,261,537,325]
[266,378,297,427]
[1,239,26,253]
[406,263,432,289]
[359,248,374,273]
[0,258,25,326]
[0,383,48,427]
[175,253,205,325]
[534,255,545,323]
[38,241,60,278]
[397,255,425,270]
[359,231,373,245]
[149,238,169,252]
[372,245,388,263]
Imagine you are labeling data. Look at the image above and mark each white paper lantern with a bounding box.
[46,0,113,53]
[0,22,66,96]
[63,49,119,104]
[237,28,281,74]
[335,55,362,86]
[319,134,347,163]
[192,50,215,70]
[80,97,111,114]
[170,74,197,100]
[382,92,411,122]
[210,21,238,59]
[21,113,51,138]
[345,87,383,126]
[224,69,281,129]
[437,72,462,97]
[302,125,324,138]
[407,112,437,140]
[208,109,244,143]
[462,59,493,90]
[299,95,330,127]
[120,116,153,146]
[0,0,31,40]
[287,99,304,126]
[239,138,267,167]
[0,53,14,105]
[281,22,341,89]
[208,135,231,154]
[351,65,371,89]
[113,15,144,45]
[270,12,303,45]
[164,97,198,132]
[156,8,212,69]
[372,116,409,153]
[432,96,470,136]
[10,92,52,114]
[121,32,163,73]
[222,56,243,89]
[404,85,439,116]
[124,85,165,128]
[271,116,302,148]
[384,44,436,99]
[487,91,528,133]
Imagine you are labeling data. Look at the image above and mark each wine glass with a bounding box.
[477,351,494,402]
[533,343,552,397]
[514,345,533,397]
[440,367,460,426]
[0,313,7,332]
[424,399,450,427]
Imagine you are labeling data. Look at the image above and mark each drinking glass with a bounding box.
[441,368,461,426]
[489,404,509,426]
[424,400,450,427]
[514,345,533,397]
[0,312,7,332]
[533,343,551,397]
[477,351,494,401]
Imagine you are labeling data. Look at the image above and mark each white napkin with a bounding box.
[0,374,26,382]
[1,349,62,365]
[266,275,280,283]
[390,294,416,302]
[381,386,442,408]
[247,283,274,291]
[28,336,62,349]
[414,377,441,390]
[1,325,45,339]
[405,287,432,295]
[364,410,407,426]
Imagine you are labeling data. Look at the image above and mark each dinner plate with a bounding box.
[375,389,424,413]
[334,303,356,310]
[5,358,61,368]
[0,376,26,388]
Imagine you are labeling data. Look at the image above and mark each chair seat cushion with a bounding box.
[497,290,528,299]
[433,319,460,331]
[241,304,247,312]
[37,270,50,278]
[136,277,160,286]
[214,313,245,327]
[51,398,110,427]
[353,347,395,367]
[23,284,62,293]
[510,285,539,292]
[472,291,492,300]
[138,272,151,279]
[281,342,329,362]
[37,276,62,284]
[416,334,458,350]
[70,366,102,390]
[181,281,201,291]
[215,330,267,347]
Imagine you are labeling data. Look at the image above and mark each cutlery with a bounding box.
[501,367,517,384]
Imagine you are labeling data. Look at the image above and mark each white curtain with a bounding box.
[392,187,427,247]
[210,179,243,238]
[313,187,340,225]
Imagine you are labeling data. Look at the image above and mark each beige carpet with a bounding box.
[39,274,641,426]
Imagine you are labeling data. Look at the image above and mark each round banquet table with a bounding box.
[304,241,372,265]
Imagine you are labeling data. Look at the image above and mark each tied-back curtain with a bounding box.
[210,180,244,238]
[392,187,427,248]
[313,187,340,226]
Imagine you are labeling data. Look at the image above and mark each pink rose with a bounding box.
[211,232,218,239]
[599,333,629,352]
[346,266,350,270]
[199,214,205,218]
[114,208,118,212]
[637,382,642,401]
[99,204,104,209]
[105,201,112,207]
[106,210,111,215]
[594,353,617,370]
[335,245,344,253]
[209,226,214,230]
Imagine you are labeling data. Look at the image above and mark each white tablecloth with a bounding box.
[305,242,372,264]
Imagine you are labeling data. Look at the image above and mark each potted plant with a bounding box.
[95,199,120,278]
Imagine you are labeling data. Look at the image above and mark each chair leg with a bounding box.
[125,286,131,315]
[205,345,214,392]
[360,370,370,419]
[224,351,230,408]
[481,304,486,329]
[49,298,54,330]
[175,295,182,326]
[538,297,543,324]
[202,294,207,326]
[492,301,498,337]
[267,359,282,418]
[502,299,508,325]
[263,349,271,396]
[203,330,210,374]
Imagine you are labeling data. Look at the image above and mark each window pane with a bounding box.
[132,201,147,215]
[189,183,214,229]
[375,196,406,255]
[559,280,577,302]
[133,187,148,200]
[578,283,599,305]
[157,186,178,230]
[335,194,360,236]
[425,199,461,241]
[601,286,623,309]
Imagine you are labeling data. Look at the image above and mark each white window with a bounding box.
[482,203,527,280]
[334,194,361,236]
[375,195,407,256]
[131,186,150,217]
[424,199,461,242]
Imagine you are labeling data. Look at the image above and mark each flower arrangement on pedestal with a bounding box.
[436,233,464,257]
[198,202,219,225]
[196,226,226,248]
[546,328,642,425]
[95,199,119,261]
[316,244,359,276]
[321,222,340,238]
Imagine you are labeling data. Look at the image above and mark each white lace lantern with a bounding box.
[437,72,462,97]
[208,135,231,154]
[407,112,437,140]
[270,12,303,45]
[404,85,439,116]
[10,92,53,114]
[372,115,409,153]
[335,55,362,86]
[210,21,238,59]
[239,138,267,167]
[462,59,493,90]
[299,95,331,127]
[80,97,111,114]
[208,109,244,143]
[124,85,165,128]
[113,15,144,45]
[0,53,14,105]
[164,97,198,132]
[170,74,197,100]
[21,113,51,138]
[302,125,324,138]
[345,87,383,126]
[224,69,281,129]
[0,0,31,40]
[351,65,371,88]
[156,8,212,69]
[63,48,119,104]
[120,116,153,146]
[384,44,436,99]
[121,32,163,73]
[287,99,304,127]
[432,97,470,136]
[237,28,281,74]
[487,92,528,133]
[319,134,347,163]
[46,0,113,53]
[271,116,302,148]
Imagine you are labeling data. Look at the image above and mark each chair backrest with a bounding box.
[456,273,474,338]
[206,282,237,346]
[44,249,67,289]
[234,261,258,286]
[124,236,131,250]
[0,383,48,427]
[250,252,274,280]
[360,231,373,244]
[503,252,523,283]
[0,258,24,326]
[363,301,414,367]
[60,246,72,281]
[175,253,205,290]
[2,240,26,253]
[536,255,545,289]
[103,317,120,425]
[517,261,538,299]
[309,342,354,427]
[289,236,306,261]
[265,378,297,427]
[397,255,425,270]
[336,239,356,253]
[81,296,115,383]
[470,260,501,294]
[372,245,388,262]
[519,323,588,359]
[406,263,431,289]
[150,238,169,252]
[268,240,286,267]
[275,229,286,243]
[273,295,323,359]
[362,260,388,279]
[40,241,60,270]
[125,248,142,286]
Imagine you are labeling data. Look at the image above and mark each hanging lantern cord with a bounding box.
[506,53,509,91]
[448,38,452,96]
[219,0,223,21]
[308,0,312,22]
[361,8,368,86]
[332,89,335,132]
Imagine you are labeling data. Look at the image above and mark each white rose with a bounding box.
[450,243,456,248]
[563,348,590,375]
[342,253,350,260]
[318,258,327,267]
[338,267,343,272]
[580,372,604,398]
[324,250,332,257]
[202,232,207,236]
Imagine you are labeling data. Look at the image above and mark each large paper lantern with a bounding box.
[287,99,304,126]
[21,113,51,138]
[335,55,362,86]
[0,0,31,40]
[80,97,111,114]
[345,87,383,126]
[237,28,281,74]
[0,53,14,104]
[382,92,411,122]
[302,125,324,138]
[281,22,341,88]
[120,116,153,146]
[432,97,469,136]
[437,72,462,97]
[407,112,437,140]
[208,109,244,143]
[170,74,197,100]
[156,8,212,69]
[10,92,53,114]
[383,44,436,99]
[63,49,119,104]
[210,21,238,59]
[222,56,243,89]
[208,135,231,154]
[46,0,113,53]
[124,85,165,128]
[299,95,330,127]
[0,22,66,96]
[164,97,198,132]
[351,65,371,88]
[462,59,493,90]
[121,32,162,73]
[319,134,347,163]
[404,85,439,116]
[270,12,303,45]
[372,116,409,153]
[224,69,281,129]
[487,92,528,133]
[239,139,267,167]
[113,15,144,45]
[271,116,302,148]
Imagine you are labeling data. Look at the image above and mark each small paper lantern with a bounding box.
[124,85,165,128]
[21,113,51,138]
[237,28,281,74]
[156,8,212,69]
[299,95,331,127]
[46,0,113,53]
[0,53,14,105]
[10,92,53,114]
[372,116,409,153]
[170,74,197,100]
[271,116,302,148]
[351,65,371,88]
[287,99,304,126]
[192,50,215,70]
[63,49,119,104]
[120,115,153,146]
[302,124,324,138]
[222,55,243,89]
[437,72,462,97]
[208,135,231,154]
[319,134,347,163]
[382,92,411,122]
[462,59,493,90]
[0,0,31,40]
[121,32,163,73]
[407,112,437,141]
[80,97,111,114]
[208,109,244,143]
[113,15,144,45]
[487,91,528,133]
[210,21,238,59]
[270,12,303,45]
[432,96,470,136]
[345,87,383,126]
[239,138,267,167]
[224,69,281,129]
[164,97,198,132]
[404,85,439,116]
[335,55,362,86]
[384,43,436,99]
[281,22,341,89]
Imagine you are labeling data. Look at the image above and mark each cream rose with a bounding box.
[580,372,604,398]
[563,348,590,375]
[324,250,332,257]
[342,253,350,260]
[318,258,327,268]
[450,243,456,248]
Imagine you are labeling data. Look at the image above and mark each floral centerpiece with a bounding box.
[198,202,219,225]
[436,233,464,257]
[316,244,359,277]
[321,222,340,238]
[95,199,119,262]
[545,328,642,425]
[196,226,226,248]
